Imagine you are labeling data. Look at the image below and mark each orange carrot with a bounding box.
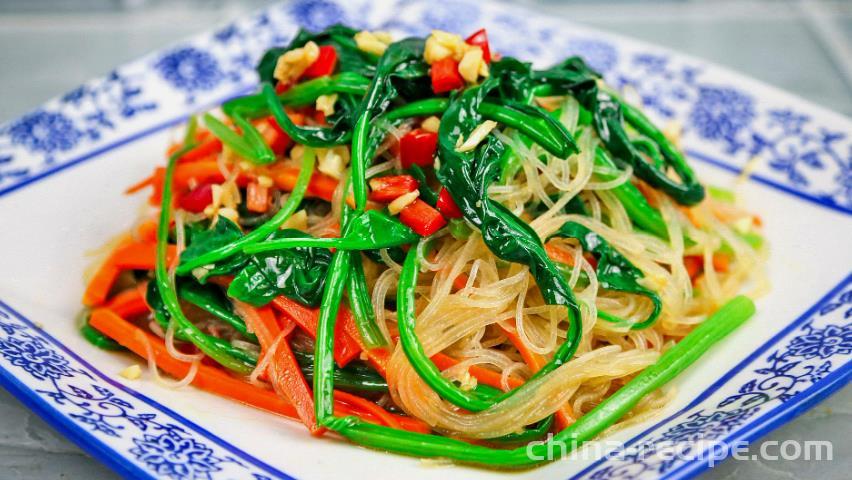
[271,296,362,367]
[452,272,470,291]
[89,309,399,428]
[500,323,575,430]
[89,308,302,418]
[545,243,575,266]
[235,302,323,436]
[430,353,524,391]
[104,285,149,318]
[112,242,176,270]
[179,137,222,163]
[683,255,702,281]
[269,165,338,202]
[83,260,123,308]
[246,181,270,213]
[125,175,154,195]
[133,220,159,242]
[83,240,175,307]
[712,253,730,273]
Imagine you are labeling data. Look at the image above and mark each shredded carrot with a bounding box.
[90,308,410,431]
[500,324,575,430]
[125,175,153,195]
[89,308,301,417]
[271,296,362,367]
[246,182,270,213]
[684,255,702,281]
[83,241,175,307]
[452,272,470,291]
[712,253,730,273]
[104,285,149,318]
[112,242,176,270]
[268,165,338,202]
[545,243,575,266]
[430,353,524,391]
[134,220,159,242]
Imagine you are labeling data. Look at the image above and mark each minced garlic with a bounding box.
[421,116,441,133]
[119,364,142,380]
[273,41,320,84]
[424,30,469,64]
[388,190,420,215]
[354,30,393,56]
[455,120,498,152]
[317,146,350,180]
[281,209,309,231]
[315,93,338,116]
[458,46,488,83]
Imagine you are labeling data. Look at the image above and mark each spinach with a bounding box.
[534,58,704,205]
[547,222,661,329]
[178,282,257,341]
[179,217,248,281]
[436,77,582,367]
[350,37,429,210]
[228,229,332,307]
[257,25,377,84]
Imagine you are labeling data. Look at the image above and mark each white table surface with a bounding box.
[0,0,850,478]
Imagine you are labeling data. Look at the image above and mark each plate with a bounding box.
[0,1,850,479]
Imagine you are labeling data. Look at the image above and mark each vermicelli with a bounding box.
[80,24,764,467]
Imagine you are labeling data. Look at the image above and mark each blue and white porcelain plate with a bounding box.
[0,1,850,479]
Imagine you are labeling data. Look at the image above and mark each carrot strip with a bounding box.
[125,175,153,195]
[684,255,702,281]
[712,253,730,273]
[134,220,159,242]
[235,302,323,434]
[269,166,338,202]
[104,285,149,318]
[84,261,123,307]
[90,309,383,426]
[500,324,575,431]
[545,243,575,266]
[271,296,362,367]
[84,240,176,307]
[89,308,301,417]
[430,353,524,391]
[180,137,222,163]
[246,182,270,213]
[112,242,176,270]
[271,330,324,435]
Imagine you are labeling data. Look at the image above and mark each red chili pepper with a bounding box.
[302,45,338,79]
[274,81,292,95]
[178,183,213,213]
[368,175,419,202]
[436,187,463,219]
[399,129,438,169]
[465,28,491,63]
[258,116,292,154]
[179,137,222,163]
[430,58,464,94]
[399,199,447,236]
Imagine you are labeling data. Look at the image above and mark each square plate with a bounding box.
[0,1,850,479]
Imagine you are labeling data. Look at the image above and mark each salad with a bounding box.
[81,25,765,467]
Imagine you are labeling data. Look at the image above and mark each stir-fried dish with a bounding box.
[81,25,766,467]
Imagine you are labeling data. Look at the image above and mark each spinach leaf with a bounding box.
[179,217,248,281]
[547,222,661,329]
[436,77,583,369]
[228,229,332,307]
[350,37,428,210]
[534,57,704,205]
[257,25,377,84]
[178,282,257,341]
